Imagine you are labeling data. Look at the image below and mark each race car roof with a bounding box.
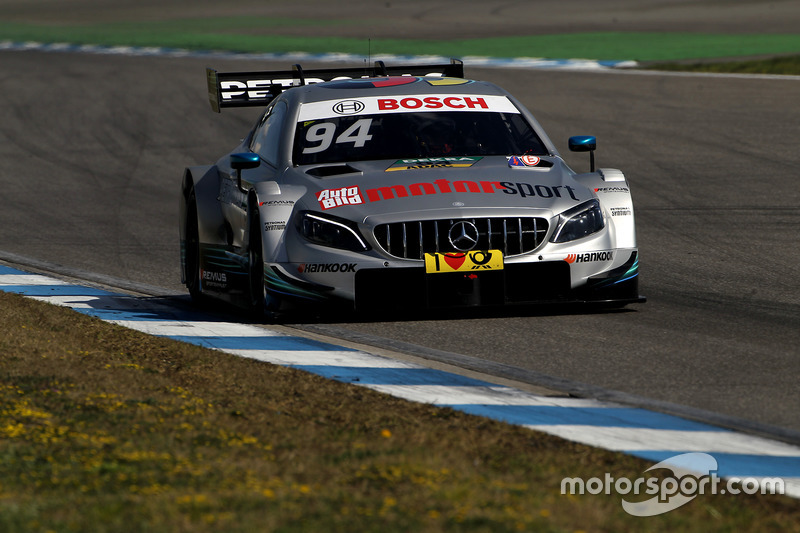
[287,75,512,106]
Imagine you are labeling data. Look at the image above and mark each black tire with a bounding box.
[247,206,281,318]
[247,207,266,313]
[185,191,203,302]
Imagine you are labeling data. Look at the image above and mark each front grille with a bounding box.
[373,217,549,260]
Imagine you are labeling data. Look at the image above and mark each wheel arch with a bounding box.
[573,168,637,250]
[180,165,224,284]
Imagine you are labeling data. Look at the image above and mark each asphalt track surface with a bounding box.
[1,48,799,438]
[4,0,800,38]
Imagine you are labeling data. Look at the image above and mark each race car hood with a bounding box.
[291,156,592,221]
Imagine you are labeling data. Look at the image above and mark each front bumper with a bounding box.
[353,255,644,311]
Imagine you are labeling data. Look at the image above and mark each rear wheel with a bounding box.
[185,191,202,302]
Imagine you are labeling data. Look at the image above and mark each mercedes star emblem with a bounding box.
[448,221,480,252]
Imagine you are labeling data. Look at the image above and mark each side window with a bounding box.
[250,101,287,166]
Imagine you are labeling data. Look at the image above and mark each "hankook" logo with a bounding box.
[332,100,365,115]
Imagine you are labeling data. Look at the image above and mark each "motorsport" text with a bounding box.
[316,180,581,210]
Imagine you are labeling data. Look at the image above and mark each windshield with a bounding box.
[293,111,548,165]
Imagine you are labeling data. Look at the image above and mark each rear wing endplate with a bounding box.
[206,59,464,113]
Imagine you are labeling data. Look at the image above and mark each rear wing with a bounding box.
[206,59,464,113]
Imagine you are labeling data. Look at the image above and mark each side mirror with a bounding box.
[230,153,260,191]
[568,135,597,172]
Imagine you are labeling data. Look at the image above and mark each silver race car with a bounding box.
[179,60,645,315]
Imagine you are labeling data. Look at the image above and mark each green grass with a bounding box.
[1,290,799,532]
[1,17,800,63]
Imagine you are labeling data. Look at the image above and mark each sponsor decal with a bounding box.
[396,157,482,165]
[297,94,518,121]
[389,163,453,171]
[201,269,228,288]
[594,187,630,193]
[260,199,295,206]
[499,182,580,201]
[378,96,489,111]
[425,78,473,86]
[298,263,357,273]
[220,76,418,101]
[332,100,365,115]
[317,180,582,209]
[264,221,286,231]
[425,250,504,273]
[507,155,553,168]
[564,251,614,264]
[386,156,482,172]
[316,187,363,210]
[610,207,632,217]
[220,79,294,101]
[365,180,498,202]
[387,163,453,171]
[371,77,419,88]
[324,77,419,90]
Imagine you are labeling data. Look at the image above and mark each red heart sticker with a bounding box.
[444,253,466,270]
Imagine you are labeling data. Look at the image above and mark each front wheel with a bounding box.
[247,208,281,318]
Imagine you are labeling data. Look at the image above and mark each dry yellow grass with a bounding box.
[0,290,798,532]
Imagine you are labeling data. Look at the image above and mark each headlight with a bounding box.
[298,211,370,252]
[550,199,605,243]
